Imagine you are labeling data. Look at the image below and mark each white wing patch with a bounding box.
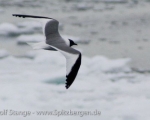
[47,45,79,75]
[61,51,79,75]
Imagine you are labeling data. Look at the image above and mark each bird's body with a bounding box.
[13,14,81,89]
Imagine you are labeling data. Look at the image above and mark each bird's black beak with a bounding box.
[74,43,77,45]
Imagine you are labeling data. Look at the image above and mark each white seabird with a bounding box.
[13,14,81,89]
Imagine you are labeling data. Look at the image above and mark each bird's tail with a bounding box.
[26,41,50,50]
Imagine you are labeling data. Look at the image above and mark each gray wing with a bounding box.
[12,14,67,46]
[44,20,69,46]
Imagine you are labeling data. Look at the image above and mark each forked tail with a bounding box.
[27,41,57,51]
[27,41,50,50]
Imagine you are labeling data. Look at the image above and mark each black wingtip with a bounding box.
[66,87,69,89]
[12,14,17,16]
[65,80,70,89]
[12,14,25,18]
[12,14,54,20]
[65,85,70,89]
[12,14,17,17]
[65,53,81,89]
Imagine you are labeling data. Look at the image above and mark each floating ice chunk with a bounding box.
[25,51,37,59]
[0,8,4,13]
[102,0,128,3]
[0,48,150,120]
[76,3,93,11]
[34,51,65,66]
[0,49,9,59]
[17,34,44,45]
[0,22,37,36]
[86,56,131,73]
[0,23,19,36]
[17,21,41,29]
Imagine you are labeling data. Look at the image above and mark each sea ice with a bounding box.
[17,34,44,45]
[0,50,149,120]
[0,49,9,59]
[0,23,19,36]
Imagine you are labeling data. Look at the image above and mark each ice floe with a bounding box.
[0,49,9,59]
[16,34,44,45]
[0,48,149,120]
[0,22,38,36]
[0,23,19,36]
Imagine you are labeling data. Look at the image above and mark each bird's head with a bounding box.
[69,39,77,47]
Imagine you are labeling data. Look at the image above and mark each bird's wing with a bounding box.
[12,14,69,45]
[12,14,51,35]
[49,43,81,89]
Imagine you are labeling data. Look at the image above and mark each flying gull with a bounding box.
[13,14,82,89]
